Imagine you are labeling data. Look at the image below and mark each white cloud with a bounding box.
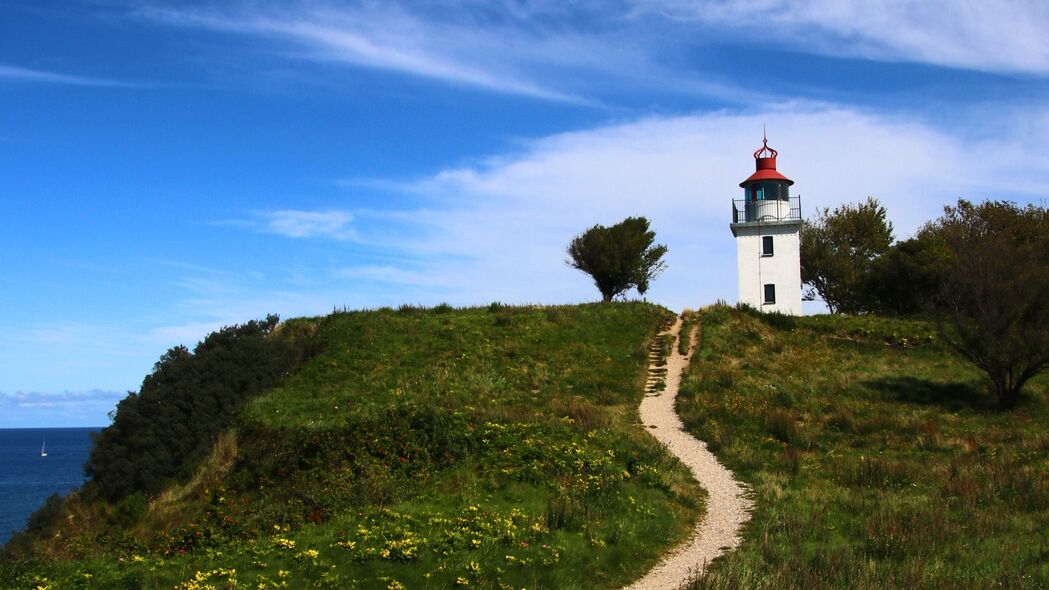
[635,0,1049,75]
[335,103,1049,311]
[0,63,130,87]
[258,209,357,240]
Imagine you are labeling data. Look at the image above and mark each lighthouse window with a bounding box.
[755,186,765,201]
[763,284,776,304]
[762,236,774,256]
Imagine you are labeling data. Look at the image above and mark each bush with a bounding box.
[85,315,321,501]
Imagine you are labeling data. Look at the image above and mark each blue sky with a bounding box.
[2,0,1048,427]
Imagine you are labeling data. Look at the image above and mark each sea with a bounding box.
[0,427,99,545]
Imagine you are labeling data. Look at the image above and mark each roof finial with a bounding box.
[754,127,777,160]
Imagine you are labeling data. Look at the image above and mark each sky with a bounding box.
[2,1,1048,427]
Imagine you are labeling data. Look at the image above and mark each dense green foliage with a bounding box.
[679,305,1049,589]
[866,232,950,315]
[2,303,701,589]
[567,217,668,302]
[800,197,893,314]
[84,315,321,501]
[928,200,1049,407]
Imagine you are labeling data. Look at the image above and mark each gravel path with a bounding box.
[623,315,753,590]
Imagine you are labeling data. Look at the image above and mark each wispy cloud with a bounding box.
[635,0,1049,75]
[136,0,1049,109]
[0,63,130,87]
[138,2,604,102]
[228,209,359,240]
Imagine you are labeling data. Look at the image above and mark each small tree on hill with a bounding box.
[800,197,893,313]
[567,216,668,302]
[929,199,1049,408]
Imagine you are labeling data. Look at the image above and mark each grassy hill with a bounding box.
[6,303,1048,589]
[679,306,1049,589]
[1,303,702,589]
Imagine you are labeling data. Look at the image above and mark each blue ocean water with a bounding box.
[0,427,99,545]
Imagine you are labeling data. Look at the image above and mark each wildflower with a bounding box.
[273,537,296,550]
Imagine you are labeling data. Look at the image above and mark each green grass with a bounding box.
[678,305,1049,589]
[3,303,702,589]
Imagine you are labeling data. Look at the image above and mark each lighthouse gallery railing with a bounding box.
[732,195,802,224]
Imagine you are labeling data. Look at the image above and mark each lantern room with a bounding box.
[732,134,801,225]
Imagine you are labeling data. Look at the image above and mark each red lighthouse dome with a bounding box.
[740,135,794,188]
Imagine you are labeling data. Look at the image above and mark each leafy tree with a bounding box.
[928,199,1049,408]
[866,231,952,316]
[801,197,894,313]
[566,216,668,302]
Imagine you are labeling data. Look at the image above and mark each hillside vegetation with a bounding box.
[679,306,1049,589]
[2,303,702,590]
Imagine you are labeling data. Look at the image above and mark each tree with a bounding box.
[566,216,668,302]
[928,199,1049,408]
[866,231,952,316]
[800,197,893,313]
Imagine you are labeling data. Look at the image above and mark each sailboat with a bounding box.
[40,440,48,458]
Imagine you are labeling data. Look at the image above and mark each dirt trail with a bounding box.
[623,315,752,590]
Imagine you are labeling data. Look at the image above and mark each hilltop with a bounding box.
[2,303,702,589]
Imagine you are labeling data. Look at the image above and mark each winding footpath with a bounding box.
[624,315,753,590]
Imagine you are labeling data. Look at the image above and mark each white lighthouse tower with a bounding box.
[730,134,802,315]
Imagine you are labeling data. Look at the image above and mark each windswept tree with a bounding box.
[567,216,668,302]
[800,197,894,313]
[929,199,1049,408]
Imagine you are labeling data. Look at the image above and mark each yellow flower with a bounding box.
[272,537,296,550]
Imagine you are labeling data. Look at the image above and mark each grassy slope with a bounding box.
[679,306,1049,589]
[6,303,703,590]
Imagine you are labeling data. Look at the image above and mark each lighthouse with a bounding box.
[730,134,802,315]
